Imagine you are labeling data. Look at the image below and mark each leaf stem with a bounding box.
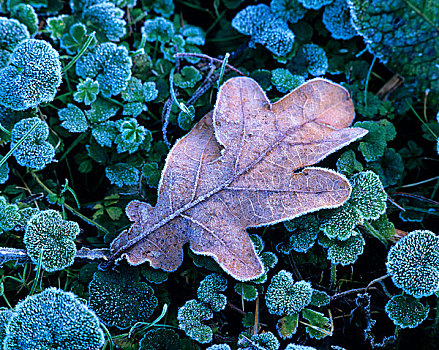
[401,175,439,188]
[62,32,96,74]
[362,220,387,244]
[128,304,168,338]
[101,323,114,350]
[253,295,259,335]
[29,250,44,296]
[0,123,11,136]
[364,56,376,115]
[169,68,191,115]
[59,131,89,162]
[330,264,337,289]
[366,274,389,290]
[0,122,39,168]
[406,100,438,139]
[217,52,230,89]
[174,52,245,76]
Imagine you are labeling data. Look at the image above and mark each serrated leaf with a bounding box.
[106,207,123,221]
[235,282,258,301]
[302,308,331,339]
[276,314,299,339]
[109,77,367,281]
[349,0,439,104]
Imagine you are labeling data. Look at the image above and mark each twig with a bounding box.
[227,301,246,315]
[0,247,110,266]
[366,274,389,290]
[174,52,246,76]
[376,74,404,99]
[253,296,259,335]
[388,192,439,206]
[387,194,406,211]
[401,175,439,188]
[423,89,430,122]
[240,334,266,350]
[331,287,378,301]
[187,66,217,106]
[161,98,173,148]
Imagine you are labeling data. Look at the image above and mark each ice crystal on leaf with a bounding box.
[108,77,366,281]
[0,39,61,111]
[24,209,79,272]
[4,288,104,350]
[386,230,439,298]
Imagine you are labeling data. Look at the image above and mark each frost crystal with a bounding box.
[0,39,62,110]
[24,210,79,272]
[232,4,295,56]
[266,270,313,316]
[386,230,439,298]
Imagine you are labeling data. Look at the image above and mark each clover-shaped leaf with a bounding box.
[197,273,227,312]
[266,270,313,316]
[320,171,386,240]
[279,213,320,254]
[177,299,213,344]
[323,232,365,266]
[24,210,79,272]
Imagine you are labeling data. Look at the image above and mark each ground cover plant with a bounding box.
[0,0,438,349]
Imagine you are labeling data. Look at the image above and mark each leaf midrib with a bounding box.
[111,98,349,261]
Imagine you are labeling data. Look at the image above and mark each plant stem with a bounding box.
[169,68,190,115]
[174,52,245,76]
[0,247,110,265]
[401,175,439,188]
[62,32,96,74]
[366,274,389,290]
[217,52,230,89]
[31,172,111,235]
[29,250,44,296]
[0,122,39,168]
[253,296,259,335]
[364,56,376,115]
[101,323,114,350]
[0,124,11,136]
[362,220,387,244]
[128,304,168,337]
[331,287,377,300]
[59,131,89,162]
[406,100,438,139]
[330,264,337,289]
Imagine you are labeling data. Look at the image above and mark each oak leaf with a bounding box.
[109,77,367,281]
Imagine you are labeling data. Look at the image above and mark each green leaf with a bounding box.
[234,282,258,301]
[349,0,439,104]
[276,314,299,339]
[301,308,331,339]
[142,162,161,188]
[106,207,123,221]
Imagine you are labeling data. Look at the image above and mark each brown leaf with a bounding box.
[109,77,367,281]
